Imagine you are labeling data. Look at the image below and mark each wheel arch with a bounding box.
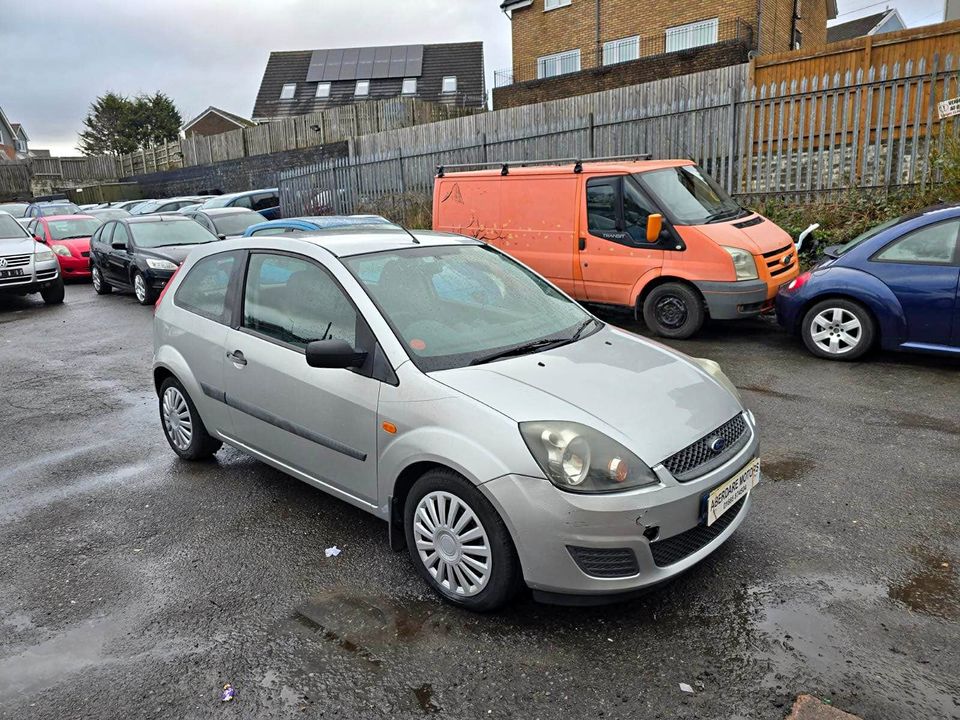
[633,274,706,320]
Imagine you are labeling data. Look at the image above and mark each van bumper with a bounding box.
[694,280,769,320]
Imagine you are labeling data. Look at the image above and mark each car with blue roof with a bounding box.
[242,215,393,237]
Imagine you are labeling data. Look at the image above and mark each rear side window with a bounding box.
[174,252,239,323]
[873,220,959,265]
[242,253,358,350]
[232,195,254,210]
[251,192,279,211]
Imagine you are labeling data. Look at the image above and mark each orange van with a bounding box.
[432,159,800,338]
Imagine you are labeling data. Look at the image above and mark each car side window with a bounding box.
[175,251,239,323]
[251,227,292,236]
[232,195,253,210]
[251,193,279,211]
[242,253,359,350]
[112,224,130,247]
[874,220,959,265]
[622,179,658,244]
[587,178,619,234]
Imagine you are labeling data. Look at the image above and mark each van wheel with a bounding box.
[92,265,112,295]
[404,469,522,612]
[159,377,222,460]
[801,299,874,361]
[642,282,705,339]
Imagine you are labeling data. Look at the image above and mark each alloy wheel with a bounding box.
[162,386,193,450]
[413,491,492,597]
[810,307,862,355]
[92,268,101,291]
[134,274,147,303]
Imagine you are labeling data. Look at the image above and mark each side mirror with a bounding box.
[34,235,45,244]
[218,234,227,240]
[646,214,663,243]
[305,339,368,369]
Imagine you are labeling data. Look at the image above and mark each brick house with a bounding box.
[494,0,837,107]
[181,107,257,138]
[252,42,486,122]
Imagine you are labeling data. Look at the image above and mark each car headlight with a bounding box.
[34,247,55,261]
[721,246,759,281]
[691,357,741,403]
[519,421,659,493]
[51,244,72,257]
[145,258,178,270]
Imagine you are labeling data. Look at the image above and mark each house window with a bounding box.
[544,0,571,9]
[665,18,719,53]
[402,78,418,95]
[792,29,802,49]
[603,36,640,65]
[537,49,580,79]
[15,139,27,152]
[355,80,370,97]
[442,76,458,94]
[279,83,296,100]
[316,82,331,98]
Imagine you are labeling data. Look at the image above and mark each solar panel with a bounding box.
[306,49,329,83]
[323,48,343,81]
[339,48,360,81]
[372,47,392,79]
[357,47,376,80]
[306,44,425,84]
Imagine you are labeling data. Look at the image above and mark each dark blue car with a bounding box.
[777,204,960,361]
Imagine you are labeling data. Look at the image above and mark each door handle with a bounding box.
[578,237,586,251]
[226,350,247,366]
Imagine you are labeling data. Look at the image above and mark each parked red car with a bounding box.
[27,214,103,280]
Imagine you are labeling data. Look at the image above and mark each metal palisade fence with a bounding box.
[279,55,958,218]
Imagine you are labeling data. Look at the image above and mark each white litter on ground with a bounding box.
[325,546,342,558]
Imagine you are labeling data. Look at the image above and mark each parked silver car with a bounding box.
[153,226,759,610]
[0,211,63,304]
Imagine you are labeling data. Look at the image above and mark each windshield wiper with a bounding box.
[57,234,92,240]
[568,317,599,343]
[704,208,741,224]
[470,337,569,366]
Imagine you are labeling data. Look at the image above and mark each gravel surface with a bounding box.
[1,283,957,720]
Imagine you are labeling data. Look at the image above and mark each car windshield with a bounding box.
[90,209,130,220]
[0,203,28,217]
[833,217,904,256]
[46,218,102,240]
[212,212,261,235]
[0,213,28,237]
[344,244,598,372]
[131,201,161,214]
[640,165,741,225]
[39,203,81,216]
[201,195,235,209]
[130,221,214,248]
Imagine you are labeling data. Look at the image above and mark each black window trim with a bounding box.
[868,217,960,267]
[173,249,244,325]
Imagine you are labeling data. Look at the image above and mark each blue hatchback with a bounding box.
[242,215,392,237]
[777,204,960,361]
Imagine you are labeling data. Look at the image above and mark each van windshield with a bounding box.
[344,244,599,372]
[640,165,742,226]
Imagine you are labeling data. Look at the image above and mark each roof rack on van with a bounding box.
[435,154,652,178]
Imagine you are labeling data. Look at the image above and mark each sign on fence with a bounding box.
[939,97,960,119]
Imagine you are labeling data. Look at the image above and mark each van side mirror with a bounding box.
[646,214,663,243]
[305,339,368,369]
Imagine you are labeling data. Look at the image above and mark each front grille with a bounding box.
[650,497,746,567]
[0,274,31,286]
[567,546,639,578]
[763,243,797,278]
[36,269,58,281]
[762,243,793,259]
[0,254,31,268]
[661,415,749,481]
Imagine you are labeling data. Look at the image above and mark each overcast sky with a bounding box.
[0,0,939,156]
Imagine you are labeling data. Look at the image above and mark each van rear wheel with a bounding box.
[642,282,705,339]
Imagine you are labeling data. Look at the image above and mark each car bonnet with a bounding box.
[429,326,743,467]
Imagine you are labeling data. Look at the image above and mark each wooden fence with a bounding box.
[0,163,31,199]
[278,55,958,217]
[31,155,120,182]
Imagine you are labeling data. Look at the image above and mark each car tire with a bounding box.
[801,298,875,361]
[642,282,705,339]
[404,469,522,612]
[40,276,65,305]
[158,376,222,460]
[92,265,112,295]
[133,271,156,306]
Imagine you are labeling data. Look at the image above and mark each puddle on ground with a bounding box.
[0,619,110,696]
[413,683,441,714]
[762,454,813,482]
[888,548,959,620]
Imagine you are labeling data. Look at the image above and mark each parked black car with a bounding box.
[89,215,216,305]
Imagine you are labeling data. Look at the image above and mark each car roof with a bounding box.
[194,207,256,216]
[124,214,193,224]
[249,225,477,258]
[221,187,277,198]
[440,158,693,179]
[38,214,98,221]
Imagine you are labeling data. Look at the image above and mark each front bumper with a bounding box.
[0,258,60,295]
[57,254,91,278]
[480,413,759,599]
[144,267,176,290]
[694,279,769,320]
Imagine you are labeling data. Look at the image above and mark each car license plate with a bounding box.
[706,458,760,527]
[0,268,23,279]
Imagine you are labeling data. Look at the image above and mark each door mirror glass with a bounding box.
[34,234,45,243]
[305,339,368,369]
[646,213,663,243]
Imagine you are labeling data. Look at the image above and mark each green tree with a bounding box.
[78,92,182,156]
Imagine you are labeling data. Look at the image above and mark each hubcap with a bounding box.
[162,387,193,450]
[134,274,146,302]
[811,307,862,355]
[413,491,491,597]
[656,295,688,329]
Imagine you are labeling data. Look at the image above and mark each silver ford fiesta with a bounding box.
[153,225,759,611]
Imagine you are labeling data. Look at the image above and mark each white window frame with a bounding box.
[544,0,571,10]
[315,82,331,98]
[279,83,296,100]
[603,36,640,66]
[537,49,580,79]
[402,78,418,95]
[665,18,719,53]
[354,80,370,97]
[442,76,458,94]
